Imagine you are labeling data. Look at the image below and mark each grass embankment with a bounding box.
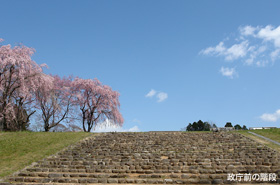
[237,128,280,152]
[0,131,92,178]
[249,128,280,143]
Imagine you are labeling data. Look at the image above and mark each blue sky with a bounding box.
[1,0,280,131]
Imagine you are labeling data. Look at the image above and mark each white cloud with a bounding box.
[145,89,168,103]
[257,25,280,47]
[94,125,140,132]
[225,41,249,60]
[145,89,156,97]
[256,60,269,67]
[240,25,280,48]
[244,58,254,66]
[157,92,168,102]
[245,45,267,66]
[219,67,237,79]
[201,41,249,61]
[260,109,280,122]
[201,42,226,55]
[127,126,140,132]
[94,119,140,132]
[270,49,280,61]
[240,25,258,36]
[201,25,280,67]
[258,45,267,53]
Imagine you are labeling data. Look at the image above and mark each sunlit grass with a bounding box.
[237,129,280,152]
[248,128,280,143]
[0,131,91,178]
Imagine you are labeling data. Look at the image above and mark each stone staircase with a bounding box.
[1,132,280,184]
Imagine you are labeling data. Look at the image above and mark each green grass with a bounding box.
[237,129,280,151]
[248,128,280,143]
[0,131,92,178]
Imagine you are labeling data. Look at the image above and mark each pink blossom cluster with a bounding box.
[0,38,123,132]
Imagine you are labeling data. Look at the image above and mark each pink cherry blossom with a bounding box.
[72,77,124,132]
[0,41,50,131]
[35,75,75,132]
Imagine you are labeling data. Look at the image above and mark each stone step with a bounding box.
[2,132,280,184]
[34,159,279,167]
[16,172,227,179]
[6,176,224,184]
[5,176,280,184]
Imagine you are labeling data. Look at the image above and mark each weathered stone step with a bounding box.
[2,132,280,184]
[26,163,279,173]
[6,176,225,184]
[5,177,280,184]
[16,172,228,179]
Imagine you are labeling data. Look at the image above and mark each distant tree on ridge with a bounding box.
[225,122,233,127]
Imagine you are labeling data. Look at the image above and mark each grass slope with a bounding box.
[238,129,280,151]
[248,128,280,143]
[0,131,91,178]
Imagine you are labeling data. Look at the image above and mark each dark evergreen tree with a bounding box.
[234,124,242,130]
[192,122,198,131]
[186,123,193,131]
[186,120,215,131]
[242,125,248,130]
[197,120,204,131]
[225,122,233,127]
[204,122,211,131]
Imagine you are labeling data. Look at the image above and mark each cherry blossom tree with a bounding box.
[0,39,50,131]
[35,75,75,132]
[72,77,124,132]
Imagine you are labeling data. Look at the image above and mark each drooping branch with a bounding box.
[73,78,124,132]
[35,75,75,132]
[0,41,48,131]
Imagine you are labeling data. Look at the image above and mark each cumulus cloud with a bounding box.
[257,25,280,47]
[226,41,249,60]
[201,41,249,61]
[260,109,280,122]
[157,92,168,102]
[270,49,280,61]
[245,45,267,66]
[94,125,140,132]
[94,119,140,132]
[201,24,280,69]
[145,89,156,97]
[219,67,238,79]
[240,25,280,47]
[201,42,226,55]
[145,89,168,103]
[239,25,258,36]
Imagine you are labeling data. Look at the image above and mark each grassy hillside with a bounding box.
[249,128,280,143]
[0,131,92,178]
[238,128,280,151]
